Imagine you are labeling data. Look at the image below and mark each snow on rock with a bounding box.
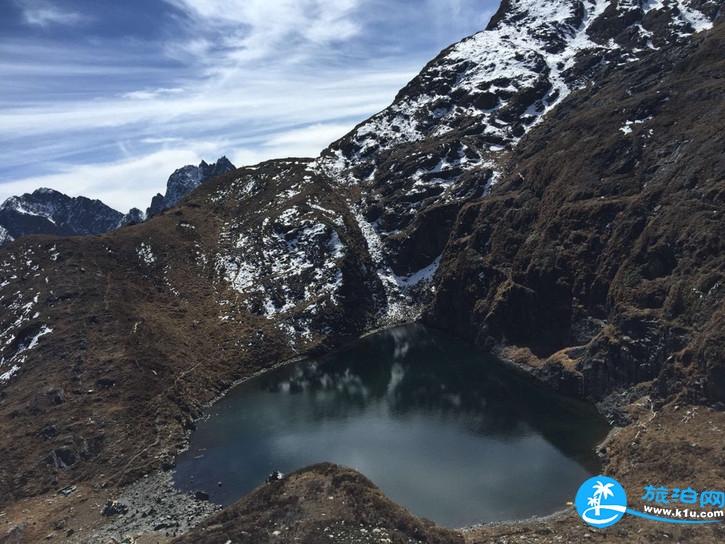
[619,115,654,134]
[319,0,609,181]
[663,0,716,33]
[318,0,715,185]
[216,205,346,321]
[351,206,439,323]
[0,225,14,245]
[205,159,375,347]
[310,0,716,324]
[394,256,441,289]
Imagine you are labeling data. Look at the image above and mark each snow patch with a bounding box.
[0,325,52,384]
[137,242,155,265]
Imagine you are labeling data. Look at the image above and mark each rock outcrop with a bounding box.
[146,156,235,218]
[173,464,463,544]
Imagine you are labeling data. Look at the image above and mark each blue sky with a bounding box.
[0,0,499,211]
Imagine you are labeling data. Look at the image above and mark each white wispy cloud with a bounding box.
[122,87,185,100]
[0,149,205,212]
[16,0,89,27]
[165,0,362,64]
[0,122,351,212]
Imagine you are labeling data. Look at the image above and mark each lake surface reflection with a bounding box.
[174,324,609,527]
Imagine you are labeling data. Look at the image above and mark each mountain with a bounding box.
[119,207,145,227]
[0,2,722,543]
[0,157,235,246]
[146,156,236,217]
[0,188,123,242]
[430,7,725,404]
[318,0,722,282]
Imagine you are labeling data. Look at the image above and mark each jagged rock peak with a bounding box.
[146,156,236,217]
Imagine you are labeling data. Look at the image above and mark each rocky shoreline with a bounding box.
[69,472,220,544]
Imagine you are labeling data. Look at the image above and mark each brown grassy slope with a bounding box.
[0,160,377,505]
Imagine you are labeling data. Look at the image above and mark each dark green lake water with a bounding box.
[174,324,609,527]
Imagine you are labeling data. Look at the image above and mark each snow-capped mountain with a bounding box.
[146,156,235,217]
[315,0,718,310]
[0,188,124,243]
[0,0,718,406]
[197,0,719,336]
[322,0,718,179]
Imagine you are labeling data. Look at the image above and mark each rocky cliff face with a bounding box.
[0,188,124,243]
[317,0,720,314]
[146,156,236,217]
[0,1,722,541]
[429,13,725,406]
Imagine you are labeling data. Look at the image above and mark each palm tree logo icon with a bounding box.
[588,481,615,517]
[575,476,627,528]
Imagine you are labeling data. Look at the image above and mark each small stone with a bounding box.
[101,501,128,517]
[57,485,76,497]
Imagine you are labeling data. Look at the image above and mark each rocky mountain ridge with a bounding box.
[0,1,722,542]
[429,4,725,405]
[0,188,124,244]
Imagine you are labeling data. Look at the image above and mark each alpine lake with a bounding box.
[174,324,610,528]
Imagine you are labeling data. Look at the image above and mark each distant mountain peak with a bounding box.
[146,156,236,217]
[119,207,145,227]
[0,187,123,242]
[32,187,63,196]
